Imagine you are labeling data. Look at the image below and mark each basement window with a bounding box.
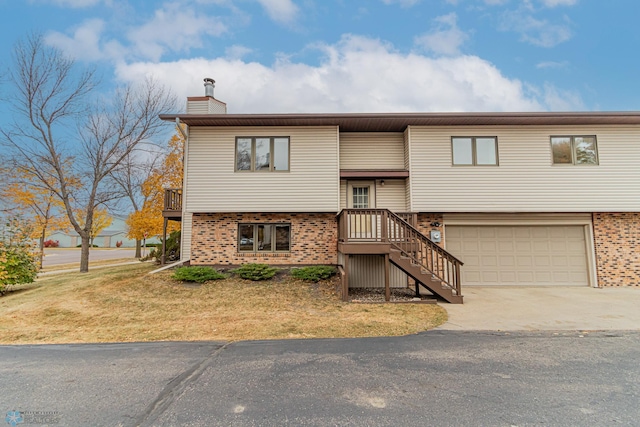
[238,224,291,252]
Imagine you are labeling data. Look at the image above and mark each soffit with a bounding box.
[160,112,640,132]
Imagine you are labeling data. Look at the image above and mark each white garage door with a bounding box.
[446,225,589,286]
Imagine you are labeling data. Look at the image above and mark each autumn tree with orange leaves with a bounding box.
[123,126,184,257]
[1,168,71,268]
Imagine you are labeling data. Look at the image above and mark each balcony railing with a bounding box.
[163,188,182,218]
[337,208,463,299]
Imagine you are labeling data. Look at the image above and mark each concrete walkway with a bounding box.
[439,286,640,331]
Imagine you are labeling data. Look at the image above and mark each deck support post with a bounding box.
[161,218,168,265]
[343,254,350,302]
[384,253,390,302]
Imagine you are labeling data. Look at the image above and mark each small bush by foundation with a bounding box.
[233,263,277,281]
[172,266,226,283]
[291,266,337,282]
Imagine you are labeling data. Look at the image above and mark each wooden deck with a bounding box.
[163,188,182,220]
[337,209,464,304]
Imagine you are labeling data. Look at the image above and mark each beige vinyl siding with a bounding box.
[376,179,408,211]
[340,181,347,210]
[181,212,193,260]
[404,127,412,211]
[409,125,640,212]
[340,133,405,169]
[186,101,209,114]
[208,99,227,114]
[186,126,339,212]
[186,99,226,114]
[348,255,408,288]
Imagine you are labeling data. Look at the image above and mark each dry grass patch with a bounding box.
[40,258,139,273]
[0,264,447,344]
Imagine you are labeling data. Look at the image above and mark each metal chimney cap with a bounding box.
[204,78,215,98]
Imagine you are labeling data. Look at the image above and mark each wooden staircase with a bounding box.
[337,209,464,303]
[389,248,463,304]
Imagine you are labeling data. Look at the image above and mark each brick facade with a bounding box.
[416,213,445,248]
[191,213,338,266]
[593,212,640,287]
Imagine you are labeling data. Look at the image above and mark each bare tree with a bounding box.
[109,145,164,258]
[1,34,176,272]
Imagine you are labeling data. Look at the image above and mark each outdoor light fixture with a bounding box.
[430,221,441,227]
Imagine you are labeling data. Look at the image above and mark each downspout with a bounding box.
[176,117,189,264]
[176,117,188,140]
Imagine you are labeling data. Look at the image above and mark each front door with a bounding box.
[347,181,376,209]
[347,181,376,239]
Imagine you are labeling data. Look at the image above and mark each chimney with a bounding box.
[204,77,215,98]
[186,77,227,114]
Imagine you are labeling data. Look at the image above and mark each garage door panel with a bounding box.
[534,256,551,266]
[531,227,550,238]
[481,256,498,267]
[462,241,480,252]
[535,271,552,282]
[532,241,550,251]
[482,271,499,282]
[517,271,535,282]
[478,228,497,238]
[514,228,532,238]
[517,256,533,267]
[447,225,589,286]
[500,271,517,282]
[499,256,515,267]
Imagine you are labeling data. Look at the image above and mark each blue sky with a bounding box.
[1,0,639,113]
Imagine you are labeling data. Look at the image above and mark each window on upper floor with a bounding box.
[236,137,290,171]
[551,136,598,165]
[238,223,291,252]
[451,137,498,166]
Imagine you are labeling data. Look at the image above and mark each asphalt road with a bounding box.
[42,248,137,267]
[1,331,639,426]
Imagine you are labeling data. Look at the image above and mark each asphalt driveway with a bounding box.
[439,285,640,331]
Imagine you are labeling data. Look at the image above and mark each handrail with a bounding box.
[337,208,463,296]
[163,188,182,211]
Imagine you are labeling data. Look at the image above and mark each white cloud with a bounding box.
[484,0,509,5]
[499,10,572,47]
[44,0,103,7]
[536,60,569,69]
[255,0,299,24]
[414,13,468,56]
[114,34,568,114]
[540,0,578,7]
[47,3,227,62]
[540,83,584,110]
[45,19,120,62]
[128,3,227,61]
[381,0,422,6]
[225,45,254,60]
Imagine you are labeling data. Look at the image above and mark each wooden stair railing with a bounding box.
[384,210,463,303]
[337,209,464,303]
